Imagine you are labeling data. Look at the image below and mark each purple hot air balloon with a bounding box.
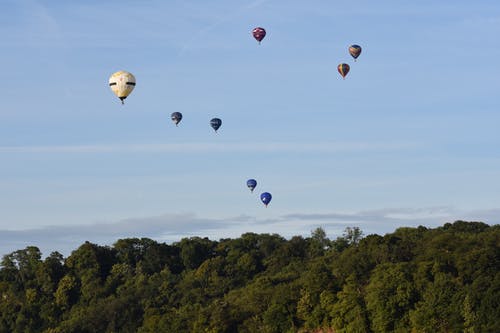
[252,27,266,44]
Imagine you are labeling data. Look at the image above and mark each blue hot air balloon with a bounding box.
[210,118,222,132]
[260,192,272,207]
[247,179,257,192]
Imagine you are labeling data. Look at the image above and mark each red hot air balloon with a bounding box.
[337,63,350,79]
[252,27,266,44]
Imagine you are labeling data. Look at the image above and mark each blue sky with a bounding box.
[1,0,500,256]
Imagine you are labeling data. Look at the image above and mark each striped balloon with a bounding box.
[349,45,362,61]
[337,63,350,79]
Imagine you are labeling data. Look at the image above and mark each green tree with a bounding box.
[365,262,416,332]
[343,227,363,245]
[65,242,116,302]
[177,237,215,270]
[54,274,78,310]
[330,275,369,333]
[308,227,331,256]
[409,271,463,332]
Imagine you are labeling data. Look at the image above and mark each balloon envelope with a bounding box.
[349,45,362,60]
[210,118,222,132]
[252,27,266,43]
[247,179,257,192]
[171,112,183,126]
[109,71,136,104]
[260,192,272,207]
[337,63,350,79]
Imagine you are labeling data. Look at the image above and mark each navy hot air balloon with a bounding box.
[171,112,182,126]
[247,179,257,192]
[260,192,272,207]
[210,118,222,132]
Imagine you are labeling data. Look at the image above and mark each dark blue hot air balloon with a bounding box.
[260,192,272,207]
[171,112,182,126]
[247,179,257,192]
[210,118,222,132]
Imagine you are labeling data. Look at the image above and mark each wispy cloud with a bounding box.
[0,141,419,154]
[1,207,497,258]
[284,206,459,224]
[2,0,64,47]
[283,207,500,234]
[0,213,235,257]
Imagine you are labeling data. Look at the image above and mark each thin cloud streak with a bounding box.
[177,0,272,55]
[1,207,497,258]
[1,0,64,47]
[0,213,236,257]
[0,141,419,154]
[283,207,500,234]
[284,206,460,223]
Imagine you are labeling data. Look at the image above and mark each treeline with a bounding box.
[0,221,499,332]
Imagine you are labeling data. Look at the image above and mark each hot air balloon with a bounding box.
[252,27,266,44]
[247,179,257,192]
[171,112,183,126]
[109,71,136,104]
[260,192,272,207]
[210,118,222,132]
[337,63,350,79]
[349,45,362,61]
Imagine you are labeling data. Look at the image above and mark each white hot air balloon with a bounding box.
[109,71,136,104]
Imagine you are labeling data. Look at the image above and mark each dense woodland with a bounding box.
[0,221,499,332]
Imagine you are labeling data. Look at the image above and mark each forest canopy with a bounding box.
[1,221,499,332]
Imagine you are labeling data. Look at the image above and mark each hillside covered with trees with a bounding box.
[0,221,499,332]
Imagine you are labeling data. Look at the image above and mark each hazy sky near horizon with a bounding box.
[1,0,499,256]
